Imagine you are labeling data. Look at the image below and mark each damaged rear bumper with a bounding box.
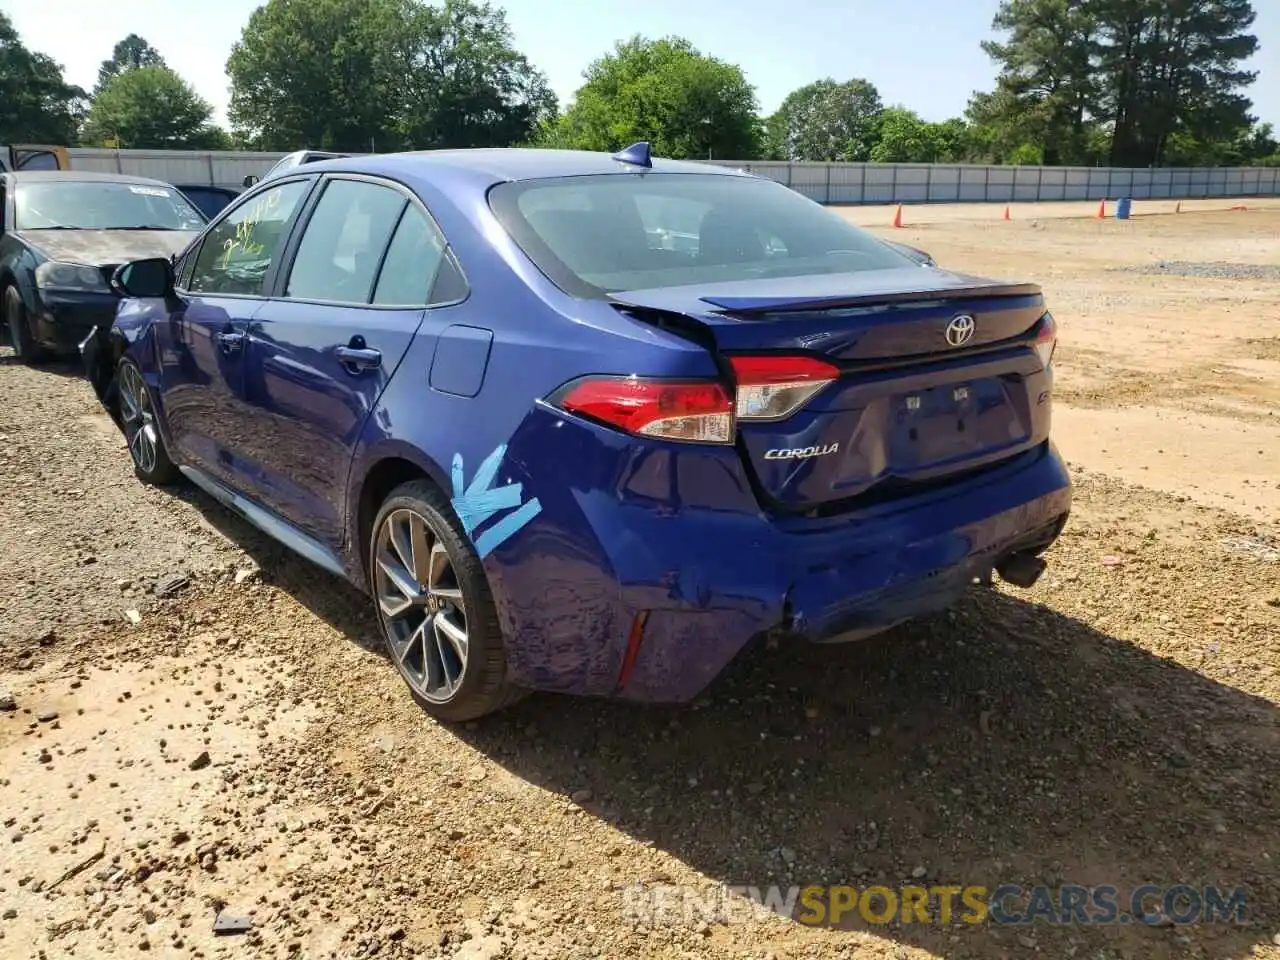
[613,442,1072,702]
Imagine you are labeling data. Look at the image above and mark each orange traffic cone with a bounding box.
[1002,205,1011,221]
[1096,199,1106,218]
[892,204,903,228]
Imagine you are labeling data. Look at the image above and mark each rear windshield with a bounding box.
[488,173,913,298]
[15,180,206,231]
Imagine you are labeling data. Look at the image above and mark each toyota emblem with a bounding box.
[945,314,976,347]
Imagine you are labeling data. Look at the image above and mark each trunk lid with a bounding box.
[610,267,1054,512]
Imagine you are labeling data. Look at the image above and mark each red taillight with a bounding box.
[730,354,839,421]
[1033,313,1057,369]
[554,376,734,443]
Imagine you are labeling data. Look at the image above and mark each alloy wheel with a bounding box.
[374,507,469,703]
[119,364,159,475]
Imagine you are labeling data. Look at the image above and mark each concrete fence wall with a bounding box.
[66,147,1280,204]
[67,148,289,192]
[698,160,1280,204]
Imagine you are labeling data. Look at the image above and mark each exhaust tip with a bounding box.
[996,552,1047,589]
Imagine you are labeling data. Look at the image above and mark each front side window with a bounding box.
[286,179,407,304]
[189,179,310,297]
[14,180,206,231]
[488,173,913,298]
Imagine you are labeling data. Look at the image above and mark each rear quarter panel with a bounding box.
[344,172,731,689]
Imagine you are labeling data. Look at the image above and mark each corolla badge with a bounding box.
[764,443,840,461]
[450,444,542,559]
[945,314,976,347]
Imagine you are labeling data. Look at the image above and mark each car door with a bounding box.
[243,174,465,547]
[156,176,313,493]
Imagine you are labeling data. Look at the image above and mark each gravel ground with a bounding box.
[3,208,1280,960]
[1116,261,1280,281]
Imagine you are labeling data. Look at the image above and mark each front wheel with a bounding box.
[370,480,523,722]
[4,286,49,364]
[118,359,181,486]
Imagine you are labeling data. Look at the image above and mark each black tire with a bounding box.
[117,358,181,486]
[369,479,524,722]
[4,286,49,364]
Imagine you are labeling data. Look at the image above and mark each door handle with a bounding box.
[335,345,382,371]
[216,331,245,354]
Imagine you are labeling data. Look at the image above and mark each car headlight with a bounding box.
[35,261,110,294]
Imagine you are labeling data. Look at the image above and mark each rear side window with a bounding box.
[371,206,451,306]
[189,179,310,296]
[180,187,234,220]
[15,150,59,171]
[488,173,911,298]
[286,179,407,304]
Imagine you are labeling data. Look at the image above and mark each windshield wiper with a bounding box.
[109,225,179,231]
[21,225,84,230]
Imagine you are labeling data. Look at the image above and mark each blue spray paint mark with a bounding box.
[450,444,542,559]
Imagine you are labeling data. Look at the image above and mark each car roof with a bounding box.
[4,170,179,188]
[299,148,751,191]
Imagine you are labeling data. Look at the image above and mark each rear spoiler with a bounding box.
[694,282,1044,315]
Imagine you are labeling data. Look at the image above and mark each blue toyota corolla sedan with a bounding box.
[82,144,1071,721]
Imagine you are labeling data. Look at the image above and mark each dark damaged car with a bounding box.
[0,171,205,362]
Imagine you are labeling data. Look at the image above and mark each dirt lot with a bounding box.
[2,204,1279,960]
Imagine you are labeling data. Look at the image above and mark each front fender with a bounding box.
[79,324,120,422]
[78,299,162,429]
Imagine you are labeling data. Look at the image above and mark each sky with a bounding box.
[3,0,1276,132]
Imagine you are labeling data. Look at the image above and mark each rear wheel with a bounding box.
[370,480,522,722]
[4,286,48,364]
[118,359,181,486]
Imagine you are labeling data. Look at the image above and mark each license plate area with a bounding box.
[891,379,1021,464]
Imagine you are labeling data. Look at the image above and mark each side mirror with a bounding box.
[112,257,175,299]
[242,174,260,188]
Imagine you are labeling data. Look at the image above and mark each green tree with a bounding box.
[766,78,883,161]
[0,12,85,144]
[965,85,1063,163]
[95,34,165,96]
[978,0,1099,165]
[392,0,556,149]
[227,0,407,151]
[228,0,548,152]
[1094,0,1258,166]
[1163,121,1280,166]
[973,0,1260,166]
[1236,122,1279,163]
[83,65,227,149]
[541,36,760,160]
[869,108,972,163]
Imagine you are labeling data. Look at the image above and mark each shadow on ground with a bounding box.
[182,487,1280,959]
[170,483,385,655]
[0,353,89,379]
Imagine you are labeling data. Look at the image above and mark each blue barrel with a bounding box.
[1116,197,1132,220]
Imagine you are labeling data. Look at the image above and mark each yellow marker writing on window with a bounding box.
[217,189,283,269]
